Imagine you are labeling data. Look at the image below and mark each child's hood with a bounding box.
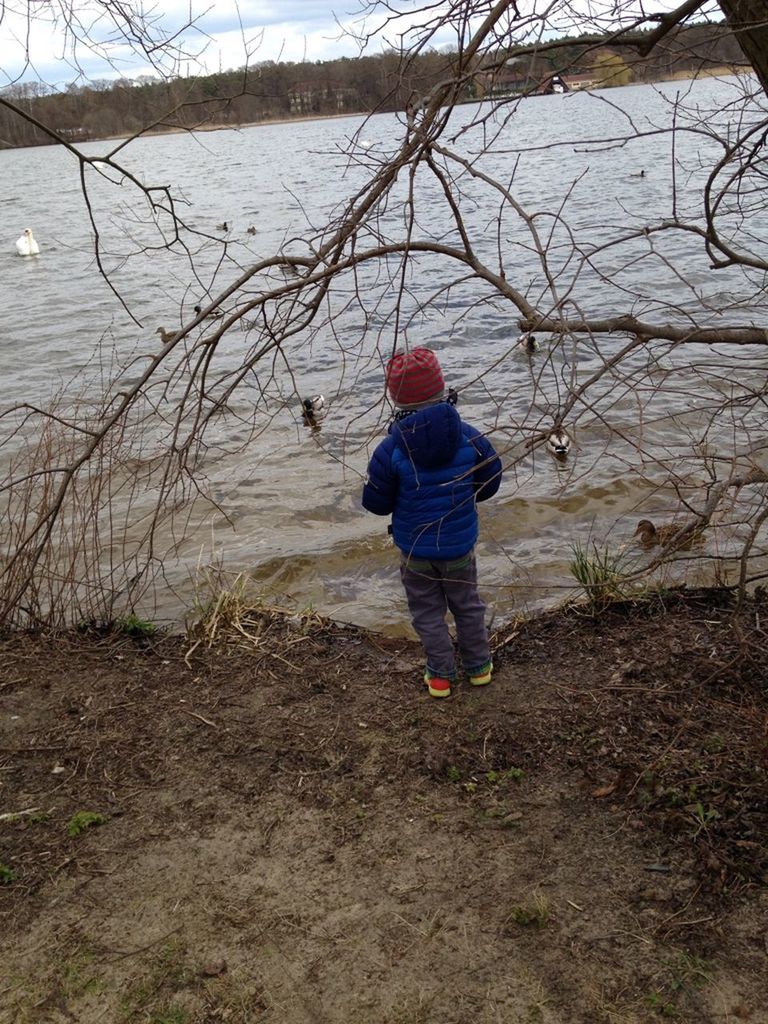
[390,402,463,468]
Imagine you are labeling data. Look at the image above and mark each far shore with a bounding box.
[101,67,750,145]
[91,110,380,147]
[1,66,750,153]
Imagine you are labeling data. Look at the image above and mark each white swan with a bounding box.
[16,228,40,257]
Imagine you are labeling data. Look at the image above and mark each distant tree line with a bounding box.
[536,19,747,82]
[0,19,748,149]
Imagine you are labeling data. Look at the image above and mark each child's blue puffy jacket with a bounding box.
[361,402,502,559]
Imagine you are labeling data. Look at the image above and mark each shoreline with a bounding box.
[104,109,373,144]
[1,68,750,152]
[94,68,753,145]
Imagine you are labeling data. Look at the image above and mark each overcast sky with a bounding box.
[1,0,711,89]
[0,0,464,88]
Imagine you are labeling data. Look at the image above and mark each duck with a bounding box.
[301,394,326,429]
[246,226,256,235]
[156,326,180,344]
[216,221,229,232]
[634,519,703,551]
[15,228,40,256]
[194,303,223,320]
[518,332,539,353]
[547,427,571,459]
[280,258,303,277]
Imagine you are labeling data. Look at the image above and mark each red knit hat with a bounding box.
[386,347,445,408]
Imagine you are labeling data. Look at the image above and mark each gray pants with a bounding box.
[399,550,490,680]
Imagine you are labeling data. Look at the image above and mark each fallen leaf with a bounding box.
[592,783,616,799]
[200,958,227,977]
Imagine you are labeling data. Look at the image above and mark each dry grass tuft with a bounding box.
[184,566,338,665]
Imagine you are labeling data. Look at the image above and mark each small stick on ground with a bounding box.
[0,806,43,822]
[181,709,218,728]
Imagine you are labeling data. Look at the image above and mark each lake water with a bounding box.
[2,75,766,631]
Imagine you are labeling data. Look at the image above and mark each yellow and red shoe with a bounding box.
[423,672,452,698]
[469,661,493,687]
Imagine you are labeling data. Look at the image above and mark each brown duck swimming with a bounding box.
[634,519,702,550]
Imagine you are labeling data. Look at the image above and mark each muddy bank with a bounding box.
[1,589,767,1023]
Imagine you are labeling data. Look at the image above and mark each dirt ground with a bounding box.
[1,588,767,1024]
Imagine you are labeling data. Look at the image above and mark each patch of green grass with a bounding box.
[205,984,269,1023]
[482,806,507,818]
[665,787,686,808]
[486,767,524,784]
[569,540,628,612]
[67,810,108,837]
[59,945,105,1000]
[644,992,679,1017]
[451,765,525,794]
[645,950,712,1017]
[689,802,719,838]
[120,940,195,1021]
[479,804,523,829]
[0,861,17,884]
[29,810,52,824]
[702,733,725,754]
[153,941,195,988]
[117,613,158,638]
[666,951,711,993]
[506,893,549,929]
[149,1009,188,1024]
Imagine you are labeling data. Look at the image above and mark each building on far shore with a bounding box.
[287,80,356,115]
[474,52,625,97]
[564,72,602,90]
[59,126,92,140]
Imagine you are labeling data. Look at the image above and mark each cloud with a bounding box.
[0,0,377,87]
[4,0,674,89]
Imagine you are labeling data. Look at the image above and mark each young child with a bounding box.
[362,347,502,698]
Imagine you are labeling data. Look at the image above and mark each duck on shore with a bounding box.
[634,518,703,551]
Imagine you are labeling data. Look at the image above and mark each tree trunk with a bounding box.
[718,0,768,95]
